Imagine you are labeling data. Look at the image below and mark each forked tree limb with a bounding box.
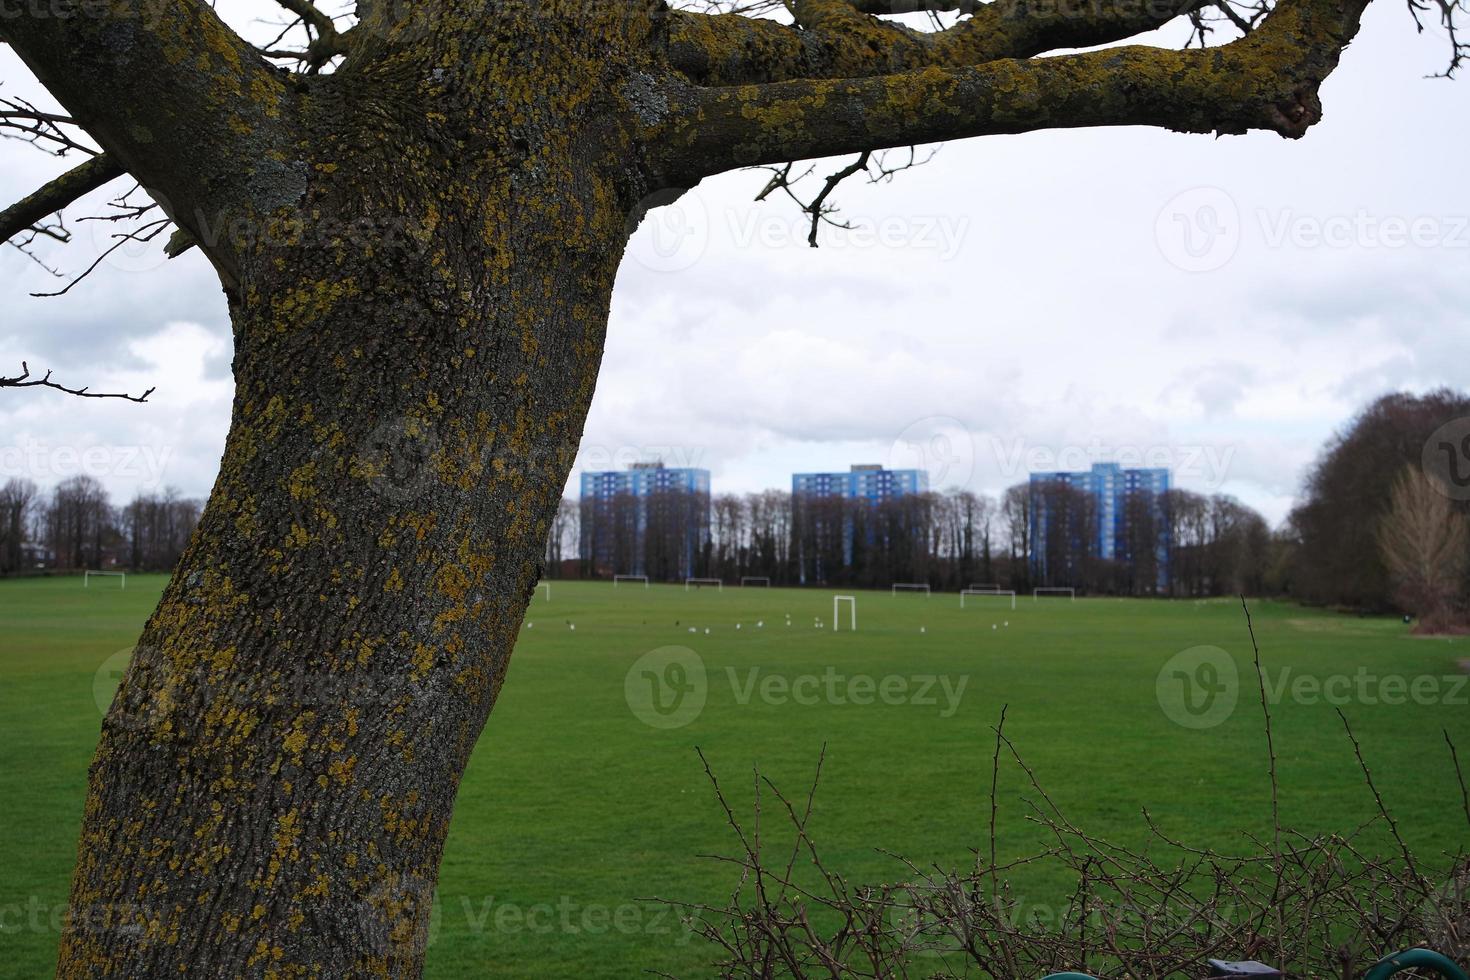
[665,0,1204,85]
[657,0,1368,180]
[2,0,304,287]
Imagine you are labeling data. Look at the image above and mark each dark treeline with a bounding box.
[1284,389,1470,629]
[1025,480,1273,597]
[545,484,1274,597]
[0,476,202,575]
[12,389,1461,619]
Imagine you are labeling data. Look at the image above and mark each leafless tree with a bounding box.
[0,0,1452,972]
[0,476,39,573]
[1377,465,1470,633]
[120,488,203,571]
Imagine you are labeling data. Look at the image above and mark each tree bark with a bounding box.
[55,6,658,975]
[0,0,1374,974]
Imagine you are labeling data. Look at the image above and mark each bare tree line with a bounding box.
[9,392,1462,617]
[0,476,201,575]
[542,484,1275,598]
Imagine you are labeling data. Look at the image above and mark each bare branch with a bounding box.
[658,0,1369,182]
[0,362,154,403]
[0,154,125,245]
[1407,0,1469,76]
[3,0,304,288]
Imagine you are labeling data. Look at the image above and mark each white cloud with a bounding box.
[2,4,1468,523]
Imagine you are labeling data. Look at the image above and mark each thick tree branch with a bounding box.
[666,0,1201,85]
[0,362,154,402]
[2,0,306,289]
[0,153,125,244]
[656,0,1369,181]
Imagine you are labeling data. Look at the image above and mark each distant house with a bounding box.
[19,541,52,569]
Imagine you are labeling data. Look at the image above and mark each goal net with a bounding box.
[891,583,931,596]
[961,588,1015,610]
[84,570,126,589]
[833,595,856,632]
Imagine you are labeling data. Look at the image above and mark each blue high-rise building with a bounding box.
[791,465,929,582]
[1028,462,1171,592]
[792,464,929,501]
[579,462,710,580]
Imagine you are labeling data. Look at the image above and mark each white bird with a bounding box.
[688,627,697,633]
[736,624,742,630]
[704,628,710,635]
[757,621,764,628]
[920,627,926,634]
[527,623,534,629]
[569,623,576,631]
[992,624,997,630]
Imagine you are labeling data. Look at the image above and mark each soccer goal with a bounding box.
[739,576,771,587]
[84,570,126,589]
[1034,587,1077,602]
[891,583,931,597]
[833,595,857,632]
[613,574,649,589]
[961,589,1015,610]
[535,581,551,602]
[685,578,723,592]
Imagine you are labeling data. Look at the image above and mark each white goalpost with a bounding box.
[739,576,771,587]
[84,570,126,589]
[961,589,1015,610]
[833,595,857,632]
[1034,587,1077,602]
[613,574,649,589]
[685,578,723,592]
[536,581,551,602]
[891,583,931,597]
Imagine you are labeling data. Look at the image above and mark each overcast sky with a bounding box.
[1,3,1466,525]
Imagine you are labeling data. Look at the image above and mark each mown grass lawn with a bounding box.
[1,576,1466,977]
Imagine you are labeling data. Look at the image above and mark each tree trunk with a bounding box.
[57,14,653,974]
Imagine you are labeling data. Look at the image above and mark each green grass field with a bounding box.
[1,576,1467,978]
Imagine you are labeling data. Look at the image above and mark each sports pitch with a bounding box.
[2,576,1467,978]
